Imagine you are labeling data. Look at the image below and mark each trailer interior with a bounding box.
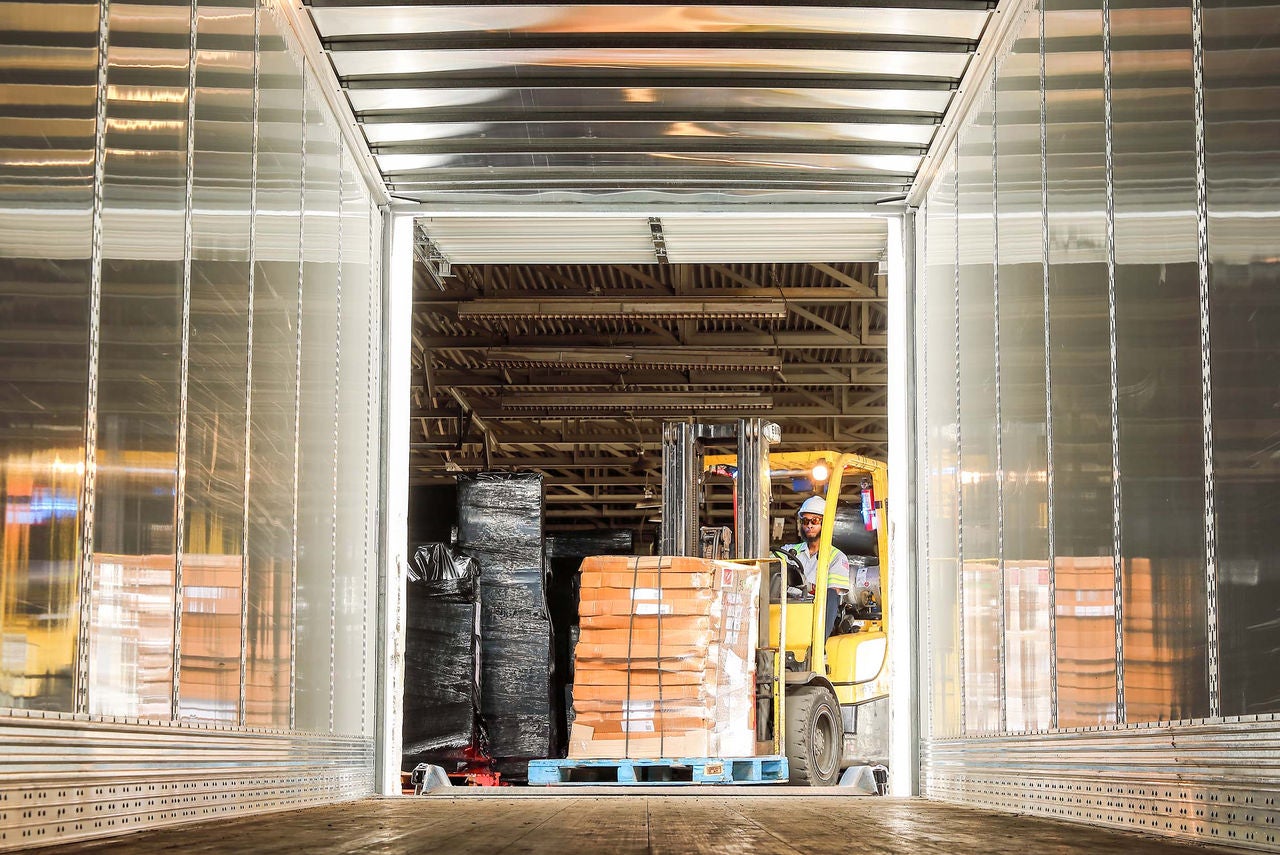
[2,0,1278,852]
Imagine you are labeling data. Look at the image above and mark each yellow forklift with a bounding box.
[662,420,890,787]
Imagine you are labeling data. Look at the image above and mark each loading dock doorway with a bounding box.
[378,209,918,796]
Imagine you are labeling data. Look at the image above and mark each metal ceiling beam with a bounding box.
[482,346,784,370]
[423,367,889,387]
[417,404,886,419]
[455,297,786,320]
[414,455,659,470]
[438,475,663,488]
[375,138,928,158]
[414,467,889,488]
[425,332,887,348]
[543,493,726,505]
[411,430,889,447]
[413,446,911,471]
[812,261,880,298]
[410,419,879,434]
[359,107,942,125]
[323,32,978,53]
[415,288,888,306]
[499,392,775,411]
[419,371,880,391]
[341,70,961,91]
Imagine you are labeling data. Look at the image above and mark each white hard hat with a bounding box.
[797,495,826,517]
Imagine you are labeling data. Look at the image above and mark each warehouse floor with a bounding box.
[52,792,1245,854]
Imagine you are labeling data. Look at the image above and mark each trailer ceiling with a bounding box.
[301,0,1000,529]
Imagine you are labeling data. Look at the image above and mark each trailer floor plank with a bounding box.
[50,794,1245,854]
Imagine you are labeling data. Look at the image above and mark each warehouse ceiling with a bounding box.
[301,0,1001,530]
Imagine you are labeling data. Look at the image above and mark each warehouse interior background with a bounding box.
[1,0,1278,851]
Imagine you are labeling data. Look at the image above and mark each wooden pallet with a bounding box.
[527,755,788,786]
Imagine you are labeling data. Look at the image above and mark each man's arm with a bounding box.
[828,550,851,591]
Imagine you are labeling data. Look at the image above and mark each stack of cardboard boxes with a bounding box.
[568,556,760,759]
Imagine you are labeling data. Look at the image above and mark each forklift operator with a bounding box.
[784,495,851,639]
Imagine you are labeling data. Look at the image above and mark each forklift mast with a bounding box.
[659,419,780,561]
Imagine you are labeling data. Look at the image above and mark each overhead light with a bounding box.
[631,453,649,475]
[486,347,782,371]
[458,297,786,320]
[811,461,831,483]
[500,392,772,412]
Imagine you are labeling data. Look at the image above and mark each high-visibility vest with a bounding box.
[785,542,851,591]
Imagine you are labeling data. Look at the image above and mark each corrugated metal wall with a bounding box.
[0,0,385,848]
[914,0,1280,849]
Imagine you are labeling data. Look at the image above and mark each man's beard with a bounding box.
[803,529,820,547]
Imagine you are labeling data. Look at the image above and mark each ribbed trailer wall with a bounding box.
[0,1,386,849]
[912,0,1280,850]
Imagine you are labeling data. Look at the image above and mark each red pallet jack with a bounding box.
[409,746,508,793]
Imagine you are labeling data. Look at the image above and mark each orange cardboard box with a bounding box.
[569,556,761,760]
[572,682,710,702]
[580,614,712,632]
[578,717,716,736]
[579,555,725,575]
[568,723,711,759]
[574,665,714,686]
[578,594,713,617]
[580,570,717,589]
[573,641,717,661]
[578,625,712,646]
[574,655,712,673]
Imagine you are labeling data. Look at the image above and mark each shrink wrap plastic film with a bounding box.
[546,530,635,747]
[402,544,483,770]
[569,556,760,760]
[546,530,635,561]
[456,472,555,779]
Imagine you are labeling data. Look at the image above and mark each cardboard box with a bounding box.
[569,722,711,759]
[580,614,712,631]
[575,666,710,686]
[568,556,760,760]
[580,570,718,589]
[578,588,716,614]
[571,682,710,702]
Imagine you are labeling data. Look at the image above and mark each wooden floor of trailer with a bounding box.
[49,789,1247,854]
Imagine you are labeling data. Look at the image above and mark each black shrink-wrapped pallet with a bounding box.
[456,472,554,780]
[544,529,635,754]
[401,543,483,772]
[545,530,635,656]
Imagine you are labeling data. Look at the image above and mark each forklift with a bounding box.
[662,419,890,787]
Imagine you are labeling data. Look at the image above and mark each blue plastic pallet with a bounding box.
[528,755,788,786]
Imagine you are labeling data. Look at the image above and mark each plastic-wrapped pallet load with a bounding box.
[568,556,760,760]
[402,543,483,771]
[545,530,635,754]
[456,472,554,779]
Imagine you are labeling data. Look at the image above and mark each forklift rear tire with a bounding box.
[785,685,843,786]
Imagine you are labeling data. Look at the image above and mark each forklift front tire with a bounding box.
[784,685,843,786]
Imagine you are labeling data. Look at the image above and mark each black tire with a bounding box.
[784,685,843,786]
